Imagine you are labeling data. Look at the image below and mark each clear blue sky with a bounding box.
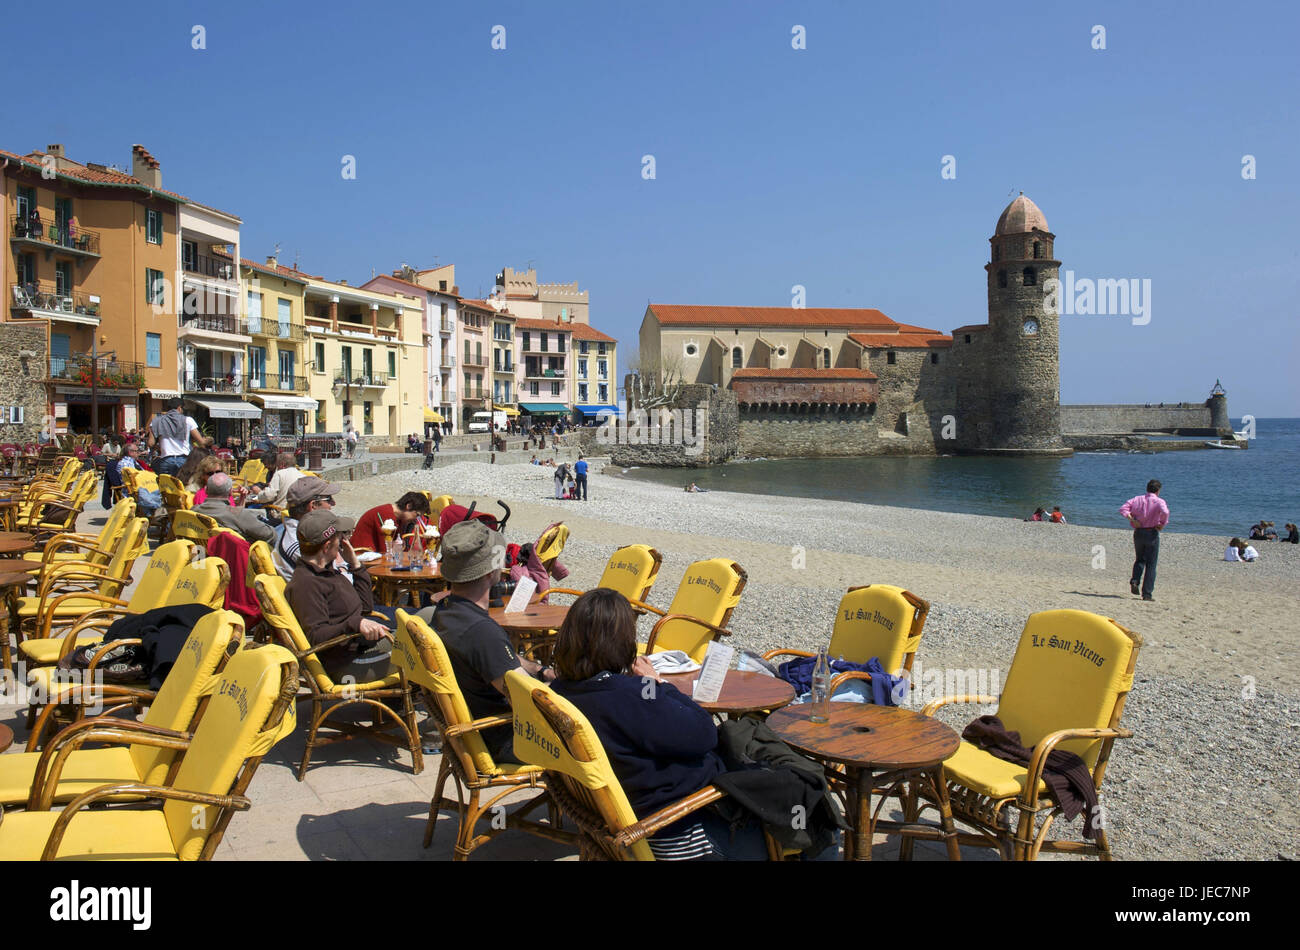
[8,0,1297,415]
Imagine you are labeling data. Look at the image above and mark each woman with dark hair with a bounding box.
[549,588,769,860]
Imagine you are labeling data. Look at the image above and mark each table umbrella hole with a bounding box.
[853,726,874,734]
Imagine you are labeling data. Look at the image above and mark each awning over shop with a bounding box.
[191,343,246,355]
[574,404,621,417]
[144,389,181,400]
[252,395,318,411]
[500,407,520,417]
[191,397,262,420]
[517,402,569,415]
[423,408,445,423]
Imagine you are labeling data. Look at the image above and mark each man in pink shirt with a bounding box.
[1120,479,1170,601]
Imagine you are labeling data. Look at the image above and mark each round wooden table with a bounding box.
[0,533,35,557]
[0,499,19,531]
[489,603,570,662]
[0,723,12,753]
[368,560,445,607]
[767,703,962,861]
[0,561,38,669]
[661,670,795,716]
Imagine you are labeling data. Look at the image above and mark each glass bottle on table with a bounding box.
[810,648,831,724]
[409,526,424,569]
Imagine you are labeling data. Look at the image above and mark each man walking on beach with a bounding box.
[1120,479,1169,601]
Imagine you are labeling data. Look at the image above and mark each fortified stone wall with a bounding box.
[608,383,738,467]
[1060,403,1216,434]
[948,329,993,451]
[0,324,49,444]
[864,347,957,451]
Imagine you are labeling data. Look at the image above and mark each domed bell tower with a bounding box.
[982,194,1070,455]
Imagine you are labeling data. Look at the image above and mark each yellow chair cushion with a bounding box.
[997,610,1135,766]
[0,810,179,861]
[20,632,105,664]
[651,558,744,663]
[0,748,141,807]
[828,584,922,673]
[941,740,1049,800]
[596,544,661,603]
[15,597,112,619]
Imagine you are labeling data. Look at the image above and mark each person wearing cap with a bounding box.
[286,509,393,680]
[192,472,275,544]
[274,475,339,581]
[350,491,431,552]
[419,520,554,763]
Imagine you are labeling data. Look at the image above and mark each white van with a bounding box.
[468,410,508,433]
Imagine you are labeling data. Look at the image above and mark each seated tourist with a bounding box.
[189,456,229,504]
[549,589,766,860]
[192,472,275,544]
[1026,506,1046,522]
[1238,540,1260,562]
[1049,506,1067,524]
[1284,523,1299,544]
[254,452,304,509]
[1249,521,1267,540]
[1262,522,1279,541]
[1224,538,1244,562]
[275,476,339,581]
[350,491,431,551]
[286,510,393,680]
[419,520,552,763]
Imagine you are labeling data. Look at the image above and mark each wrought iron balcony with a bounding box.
[247,317,305,340]
[333,372,389,388]
[10,215,101,256]
[179,313,249,336]
[10,282,102,322]
[183,253,237,280]
[49,355,146,389]
[248,374,308,393]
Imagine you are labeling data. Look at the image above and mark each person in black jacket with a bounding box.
[549,589,770,860]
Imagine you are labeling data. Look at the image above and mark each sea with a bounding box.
[622,417,1299,538]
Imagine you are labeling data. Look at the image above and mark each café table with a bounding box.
[0,499,18,531]
[368,559,445,607]
[488,602,570,662]
[0,566,39,670]
[767,702,962,861]
[661,669,795,716]
[0,532,36,558]
[0,723,12,753]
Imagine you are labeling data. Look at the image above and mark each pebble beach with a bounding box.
[333,458,1300,861]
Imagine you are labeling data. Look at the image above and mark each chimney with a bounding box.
[338,279,348,286]
[131,144,162,190]
[42,144,75,173]
[266,254,278,268]
[47,144,65,158]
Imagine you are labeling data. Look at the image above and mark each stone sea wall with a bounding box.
[1060,403,1216,435]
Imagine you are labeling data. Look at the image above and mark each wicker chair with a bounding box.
[915,609,1142,861]
[504,669,778,861]
[0,609,243,807]
[763,584,930,695]
[629,558,747,663]
[392,610,569,859]
[0,642,299,861]
[253,574,422,780]
[545,544,663,612]
[21,498,137,571]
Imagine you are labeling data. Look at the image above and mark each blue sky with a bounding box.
[8,0,1297,414]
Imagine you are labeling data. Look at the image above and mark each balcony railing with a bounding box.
[49,355,146,389]
[248,374,308,393]
[334,372,389,388]
[440,320,455,332]
[248,318,305,341]
[183,374,245,394]
[441,354,456,368]
[10,282,102,320]
[183,253,237,280]
[10,215,101,256]
[463,353,488,367]
[179,313,249,336]
[525,366,565,379]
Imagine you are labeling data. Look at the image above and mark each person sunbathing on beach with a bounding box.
[529,455,539,465]
[684,483,708,493]
[1049,506,1067,524]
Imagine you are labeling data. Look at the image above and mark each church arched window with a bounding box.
[997,270,1007,288]
[1022,267,1037,286]
[732,346,743,368]
[1032,241,1040,259]
[821,347,832,369]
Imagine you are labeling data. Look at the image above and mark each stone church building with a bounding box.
[635,194,1075,458]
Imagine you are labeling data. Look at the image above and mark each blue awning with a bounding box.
[574,404,621,416]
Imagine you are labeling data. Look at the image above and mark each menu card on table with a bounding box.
[504,576,537,613]
[691,642,734,703]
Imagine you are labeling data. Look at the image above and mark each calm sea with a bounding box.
[622,417,1299,537]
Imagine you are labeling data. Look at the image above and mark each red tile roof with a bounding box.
[648,304,898,329]
[731,367,879,380]
[2,147,188,203]
[569,323,616,343]
[238,257,318,283]
[513,317,574,332]
[849,331,953,349]
[459,299,503,312]
[951,324,989,333]
[362,274,436,296]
